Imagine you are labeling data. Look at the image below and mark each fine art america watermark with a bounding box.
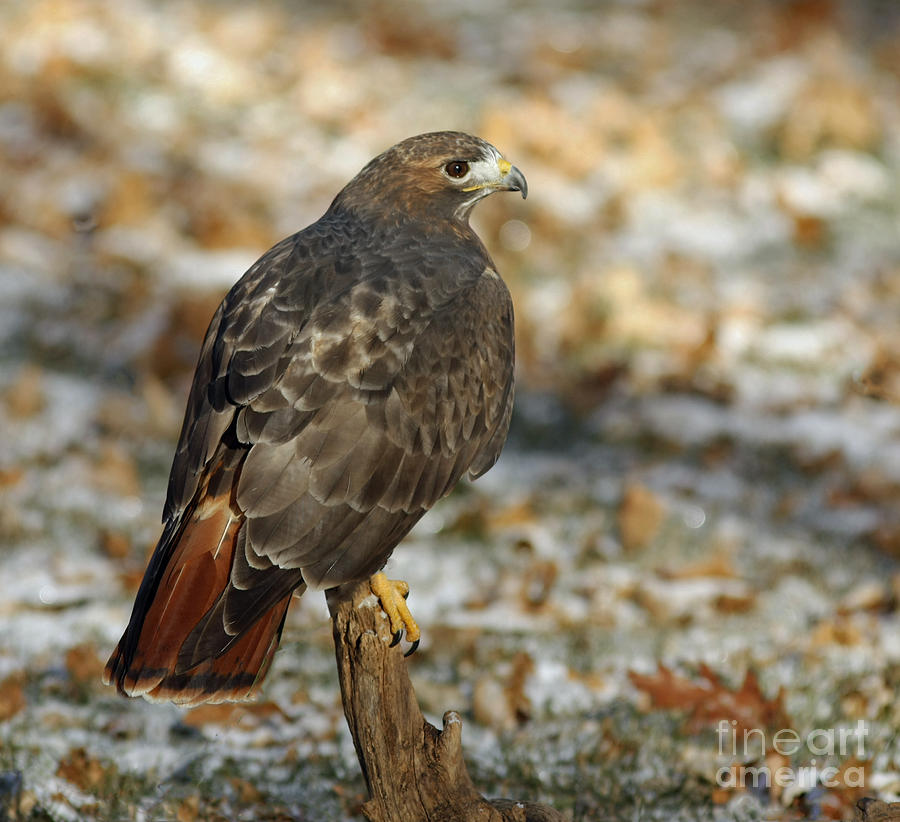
[716,719,868,789]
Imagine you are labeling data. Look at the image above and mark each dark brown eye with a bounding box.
[444,161,469,178]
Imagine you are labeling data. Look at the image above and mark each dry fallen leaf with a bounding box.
[182,700,285,729]
[618,483,666,552]
[856,346,900,404]
[808,616,866,648]
[505,651,535,724]
[628,663,791,736]
[176,795,200,822]
[91,443,142,497]
[838,582,890,615]
[0,467,24,489]
[828,758,873,812]
[658,552,738,580]
[486,498,541,530]
[56,747,111,792]
[229,776,263,804]
[3,365,45,419]
[99,530,131,560]
[473,652,534,731]
[65,642,106,687]
[0,673,26,721]
[778,74,881,161]
[520,559,558,610]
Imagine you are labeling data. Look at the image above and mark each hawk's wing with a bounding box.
[106,225,514,703]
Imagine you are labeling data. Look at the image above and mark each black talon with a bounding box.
[389,630,402,647]
[404,639,420,657]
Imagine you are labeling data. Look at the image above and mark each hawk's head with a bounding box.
[330,131,527,224]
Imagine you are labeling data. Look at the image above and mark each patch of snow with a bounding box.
[715,56,808,134]
[166,248,260,290]
[525,658,596,718]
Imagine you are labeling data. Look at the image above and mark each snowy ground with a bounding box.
[1,0,899,820]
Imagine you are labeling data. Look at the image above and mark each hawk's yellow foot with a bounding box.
[370,572,420,656]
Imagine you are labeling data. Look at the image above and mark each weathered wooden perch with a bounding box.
[326,580,567,822]
[856,798,900,821]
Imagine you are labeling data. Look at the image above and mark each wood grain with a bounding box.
[326,580,566,822]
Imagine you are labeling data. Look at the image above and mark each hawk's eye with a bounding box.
[444,161,469,179]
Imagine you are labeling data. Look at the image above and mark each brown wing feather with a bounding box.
[106,213,515,703]
[234,270,514,590]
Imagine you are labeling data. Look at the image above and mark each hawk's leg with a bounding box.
[369,572,420,656]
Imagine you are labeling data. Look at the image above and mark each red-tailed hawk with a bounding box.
[104,132,527,705]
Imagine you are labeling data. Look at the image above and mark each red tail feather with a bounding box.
[104,497,294,706]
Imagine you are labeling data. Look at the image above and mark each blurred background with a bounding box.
[1,0,899,820]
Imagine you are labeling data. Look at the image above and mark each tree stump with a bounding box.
[326,580,567,822]
[857,798,900,821]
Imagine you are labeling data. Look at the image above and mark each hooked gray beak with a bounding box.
[500,161,528,199]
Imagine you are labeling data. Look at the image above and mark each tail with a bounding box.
[104,492,304,706]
